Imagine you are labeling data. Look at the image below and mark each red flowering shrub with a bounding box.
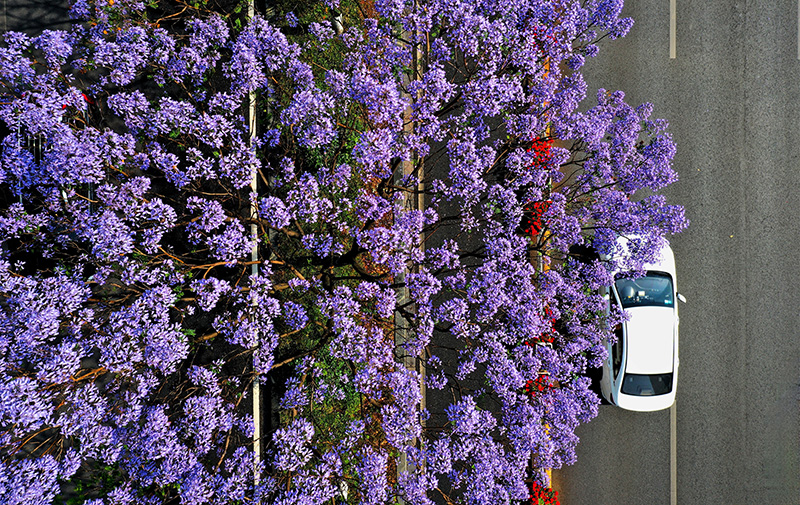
[524,373,557,397]
[530,482,560,505]
[522,199,552,237]
[528,137,554,165]
[520,138,554,236]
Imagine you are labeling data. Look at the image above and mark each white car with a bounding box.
[599,237,685,412]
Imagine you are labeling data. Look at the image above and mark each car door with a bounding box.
[601,286,625,404]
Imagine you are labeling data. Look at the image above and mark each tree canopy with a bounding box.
[0,0,686,503]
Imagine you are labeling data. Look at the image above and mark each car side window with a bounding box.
[608,288,624,379]
[612,323,623,379]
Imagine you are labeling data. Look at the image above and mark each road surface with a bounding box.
[555,1,800,504]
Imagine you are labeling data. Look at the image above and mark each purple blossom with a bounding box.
[358,448,389,505]
[97,177,150,209]
[187,196,227,238]
[181,392,233,454]
[218,139,259,188]
[0,377,54,434]
[35,340,82,383]
[281,88,337,148]
[308,22,334,46]
[259,196,293,228]
[0,268,89,360]
[381,369,423,446]
[352,129,400,180]
[99,286,188,375]
[190,277,231,312]
[283,301,308,330]
[34,30,72,68]
[107,91,151,133]
[208,220,256,266]
[301,233,334,258]
[57,383,114,459]
[272,418,315,472]
[0,456,60,505]
[0,32,35,87]
[176,14,228,82]
[288,277,311,292]
[79,210,134,260]
[92,26,151,86]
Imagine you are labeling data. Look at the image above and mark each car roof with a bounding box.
[624,306,676,374]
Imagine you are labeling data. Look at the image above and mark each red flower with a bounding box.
[526,138,554,170]
[524,373,556,398]
[530,482,560,505]
[529,26,559,51]
[522,199,551,237]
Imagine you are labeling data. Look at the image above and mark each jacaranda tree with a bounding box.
[0,0,686,503]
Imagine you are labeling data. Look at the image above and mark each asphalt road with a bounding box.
[554,1,800,504]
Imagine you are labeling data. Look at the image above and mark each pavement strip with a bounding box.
[670,401,677,505]
[670,0,677,59]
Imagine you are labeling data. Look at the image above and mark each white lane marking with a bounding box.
[670,0,677,59]
[797,0,800,59]
[670,401,677,505]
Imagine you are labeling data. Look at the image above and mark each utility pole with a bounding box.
[247,0,262,483]
[395,0,426,483]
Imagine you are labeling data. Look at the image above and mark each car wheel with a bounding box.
[586,366,609,405]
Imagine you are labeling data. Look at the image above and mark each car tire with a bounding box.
[586,366,609,405]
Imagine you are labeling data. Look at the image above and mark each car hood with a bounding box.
[605,235,677,277]
[625,306,676,374]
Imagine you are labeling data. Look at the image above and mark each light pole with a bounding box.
[247,0,262,483]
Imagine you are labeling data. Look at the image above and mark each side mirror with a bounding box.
[677,293,687,304]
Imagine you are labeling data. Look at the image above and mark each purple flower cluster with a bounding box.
[282,300,308,331]
[208,221,256,266]
[190,277,231,312]
[272,418,315,472]
[0,456,61,505]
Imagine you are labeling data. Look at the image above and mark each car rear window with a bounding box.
[621,373,673,396]
[614,272,674,308]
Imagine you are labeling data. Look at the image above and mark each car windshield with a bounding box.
[614,272,674,308]
[621,373,673,396]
